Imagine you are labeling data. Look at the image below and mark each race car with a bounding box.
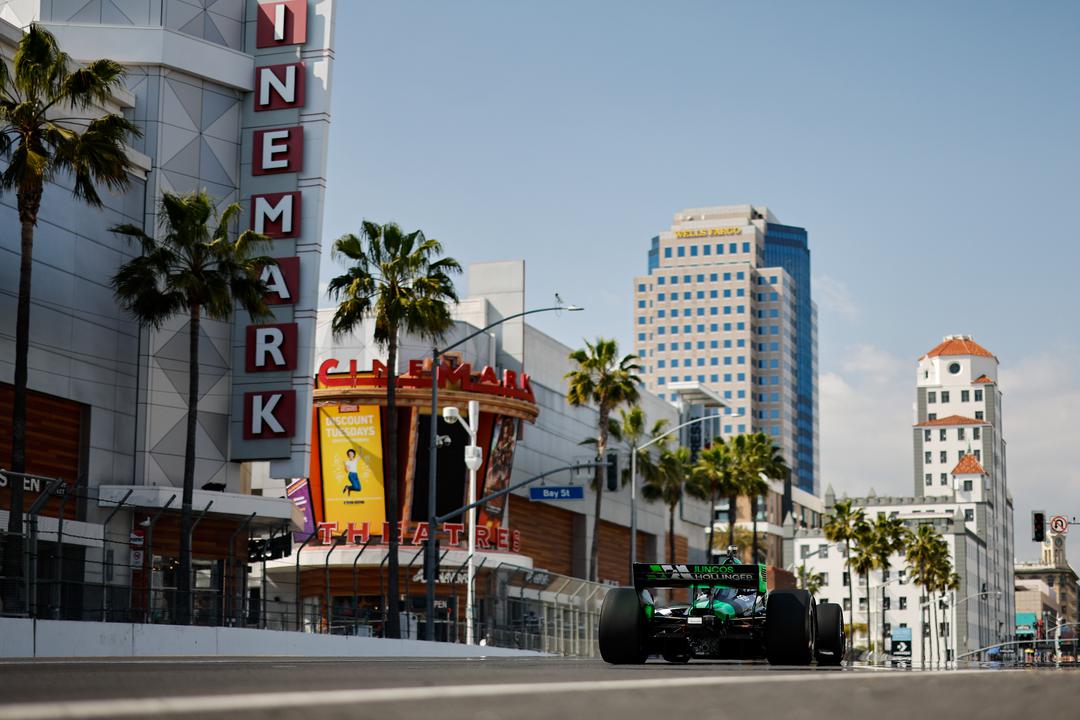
[598,559,845,665]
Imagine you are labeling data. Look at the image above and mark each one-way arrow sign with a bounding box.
[891,640,911,658]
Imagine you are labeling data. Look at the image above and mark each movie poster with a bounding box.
[477,416,518,531]
[319,404,386,527]
[285,478,315,542]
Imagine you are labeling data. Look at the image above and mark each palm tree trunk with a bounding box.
[880,564,889,663]
[946,595,954,669]
[750,494,759,564]
[708,486,717,560]
[727,494,737,548]
[175,303,200,626]
[2,194,40,615]
[921,588,927,669]
[930,592,939,669]
[846,541,855,655]
[668,505,676,563]
[384,335,401,638]
[864,572,871,656]
[588,406,610,582]
[937,593,945,667]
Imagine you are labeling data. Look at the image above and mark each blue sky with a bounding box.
[321,1,1080,560]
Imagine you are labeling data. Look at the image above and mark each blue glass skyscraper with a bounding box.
[764,224,818,495]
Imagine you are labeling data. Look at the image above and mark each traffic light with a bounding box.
[606,452,619,491]
[1032,511,1046,542]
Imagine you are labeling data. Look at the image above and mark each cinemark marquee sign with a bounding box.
[313,520,523,553]
[230,0,335,476]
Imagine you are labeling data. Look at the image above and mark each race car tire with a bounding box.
[598,588,648,664]
[662,651,691,664]
[765,589,815,665]
[815,602,845,666]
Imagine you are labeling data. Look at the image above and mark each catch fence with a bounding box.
[0,473,612,655]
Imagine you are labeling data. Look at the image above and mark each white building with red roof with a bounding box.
[785,335,1015,666]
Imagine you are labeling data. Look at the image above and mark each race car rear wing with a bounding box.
[633,563,767,593]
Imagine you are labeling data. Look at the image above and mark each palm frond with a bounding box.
[59,58,126,109]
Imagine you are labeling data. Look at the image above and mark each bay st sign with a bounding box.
[230,0,336,477]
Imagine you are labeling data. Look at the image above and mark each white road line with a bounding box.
[0,669,999,720]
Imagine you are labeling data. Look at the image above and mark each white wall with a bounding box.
[0,618,543,658]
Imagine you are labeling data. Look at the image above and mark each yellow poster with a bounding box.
[319,405,386,527]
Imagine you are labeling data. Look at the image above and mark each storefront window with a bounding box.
[151,555,223,625]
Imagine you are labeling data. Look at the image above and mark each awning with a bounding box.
[97,485,303,531]
[667,382,727,408]
[0,509,104,548]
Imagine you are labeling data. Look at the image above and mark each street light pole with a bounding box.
[920,589,1001,668]
[424,303,581,641]
[444,400,482,644]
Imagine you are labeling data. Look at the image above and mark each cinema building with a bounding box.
[1,1,334,623]
[255,261,715,642]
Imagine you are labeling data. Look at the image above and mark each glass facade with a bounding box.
[763,223,818,494]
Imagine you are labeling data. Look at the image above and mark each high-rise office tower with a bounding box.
[633,205,819,494]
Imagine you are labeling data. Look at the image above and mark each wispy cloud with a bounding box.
[814,275,859,322]
[998,344,1080,561]
[841,343,907,380]
[819,345,911,499]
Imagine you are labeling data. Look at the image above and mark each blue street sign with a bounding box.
[892,627,912,642]
[529,486,584,501]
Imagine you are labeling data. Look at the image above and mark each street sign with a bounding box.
[891,626,912,659]
[1050,515,1069,534]
[529,486,584,501]
[247,534,293,562]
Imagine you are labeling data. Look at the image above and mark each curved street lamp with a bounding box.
[424,302,582,641]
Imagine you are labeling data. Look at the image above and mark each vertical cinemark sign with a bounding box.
[231,0,335,475]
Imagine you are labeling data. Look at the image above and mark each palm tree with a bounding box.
[584,406,667,490]
[924,540,955,668]
[616,407,668,483]
[326,221,460,639]
[795,564,823,598]
[1,25,138,610]
[693,439,737,560]
[112,190,272,624]
[850,525,877,654]
[871,514,908,661]
[734,432,789,565]
[823,499,867,653]
[905,523,942,668]
[934,566,959,667]
[617,407,667,559]
[565,339,641,581]
[582,407,667,562]
[642,446,708,562]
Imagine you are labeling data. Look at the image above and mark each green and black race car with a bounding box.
[598,560,845,665]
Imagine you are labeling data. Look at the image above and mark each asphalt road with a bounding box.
[0,657,1076,720]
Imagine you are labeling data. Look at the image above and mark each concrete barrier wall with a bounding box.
[0,618,543,659]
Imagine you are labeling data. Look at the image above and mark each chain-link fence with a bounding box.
[1,474,614,656]
[478,563,612,656]
[0,471,284,628]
